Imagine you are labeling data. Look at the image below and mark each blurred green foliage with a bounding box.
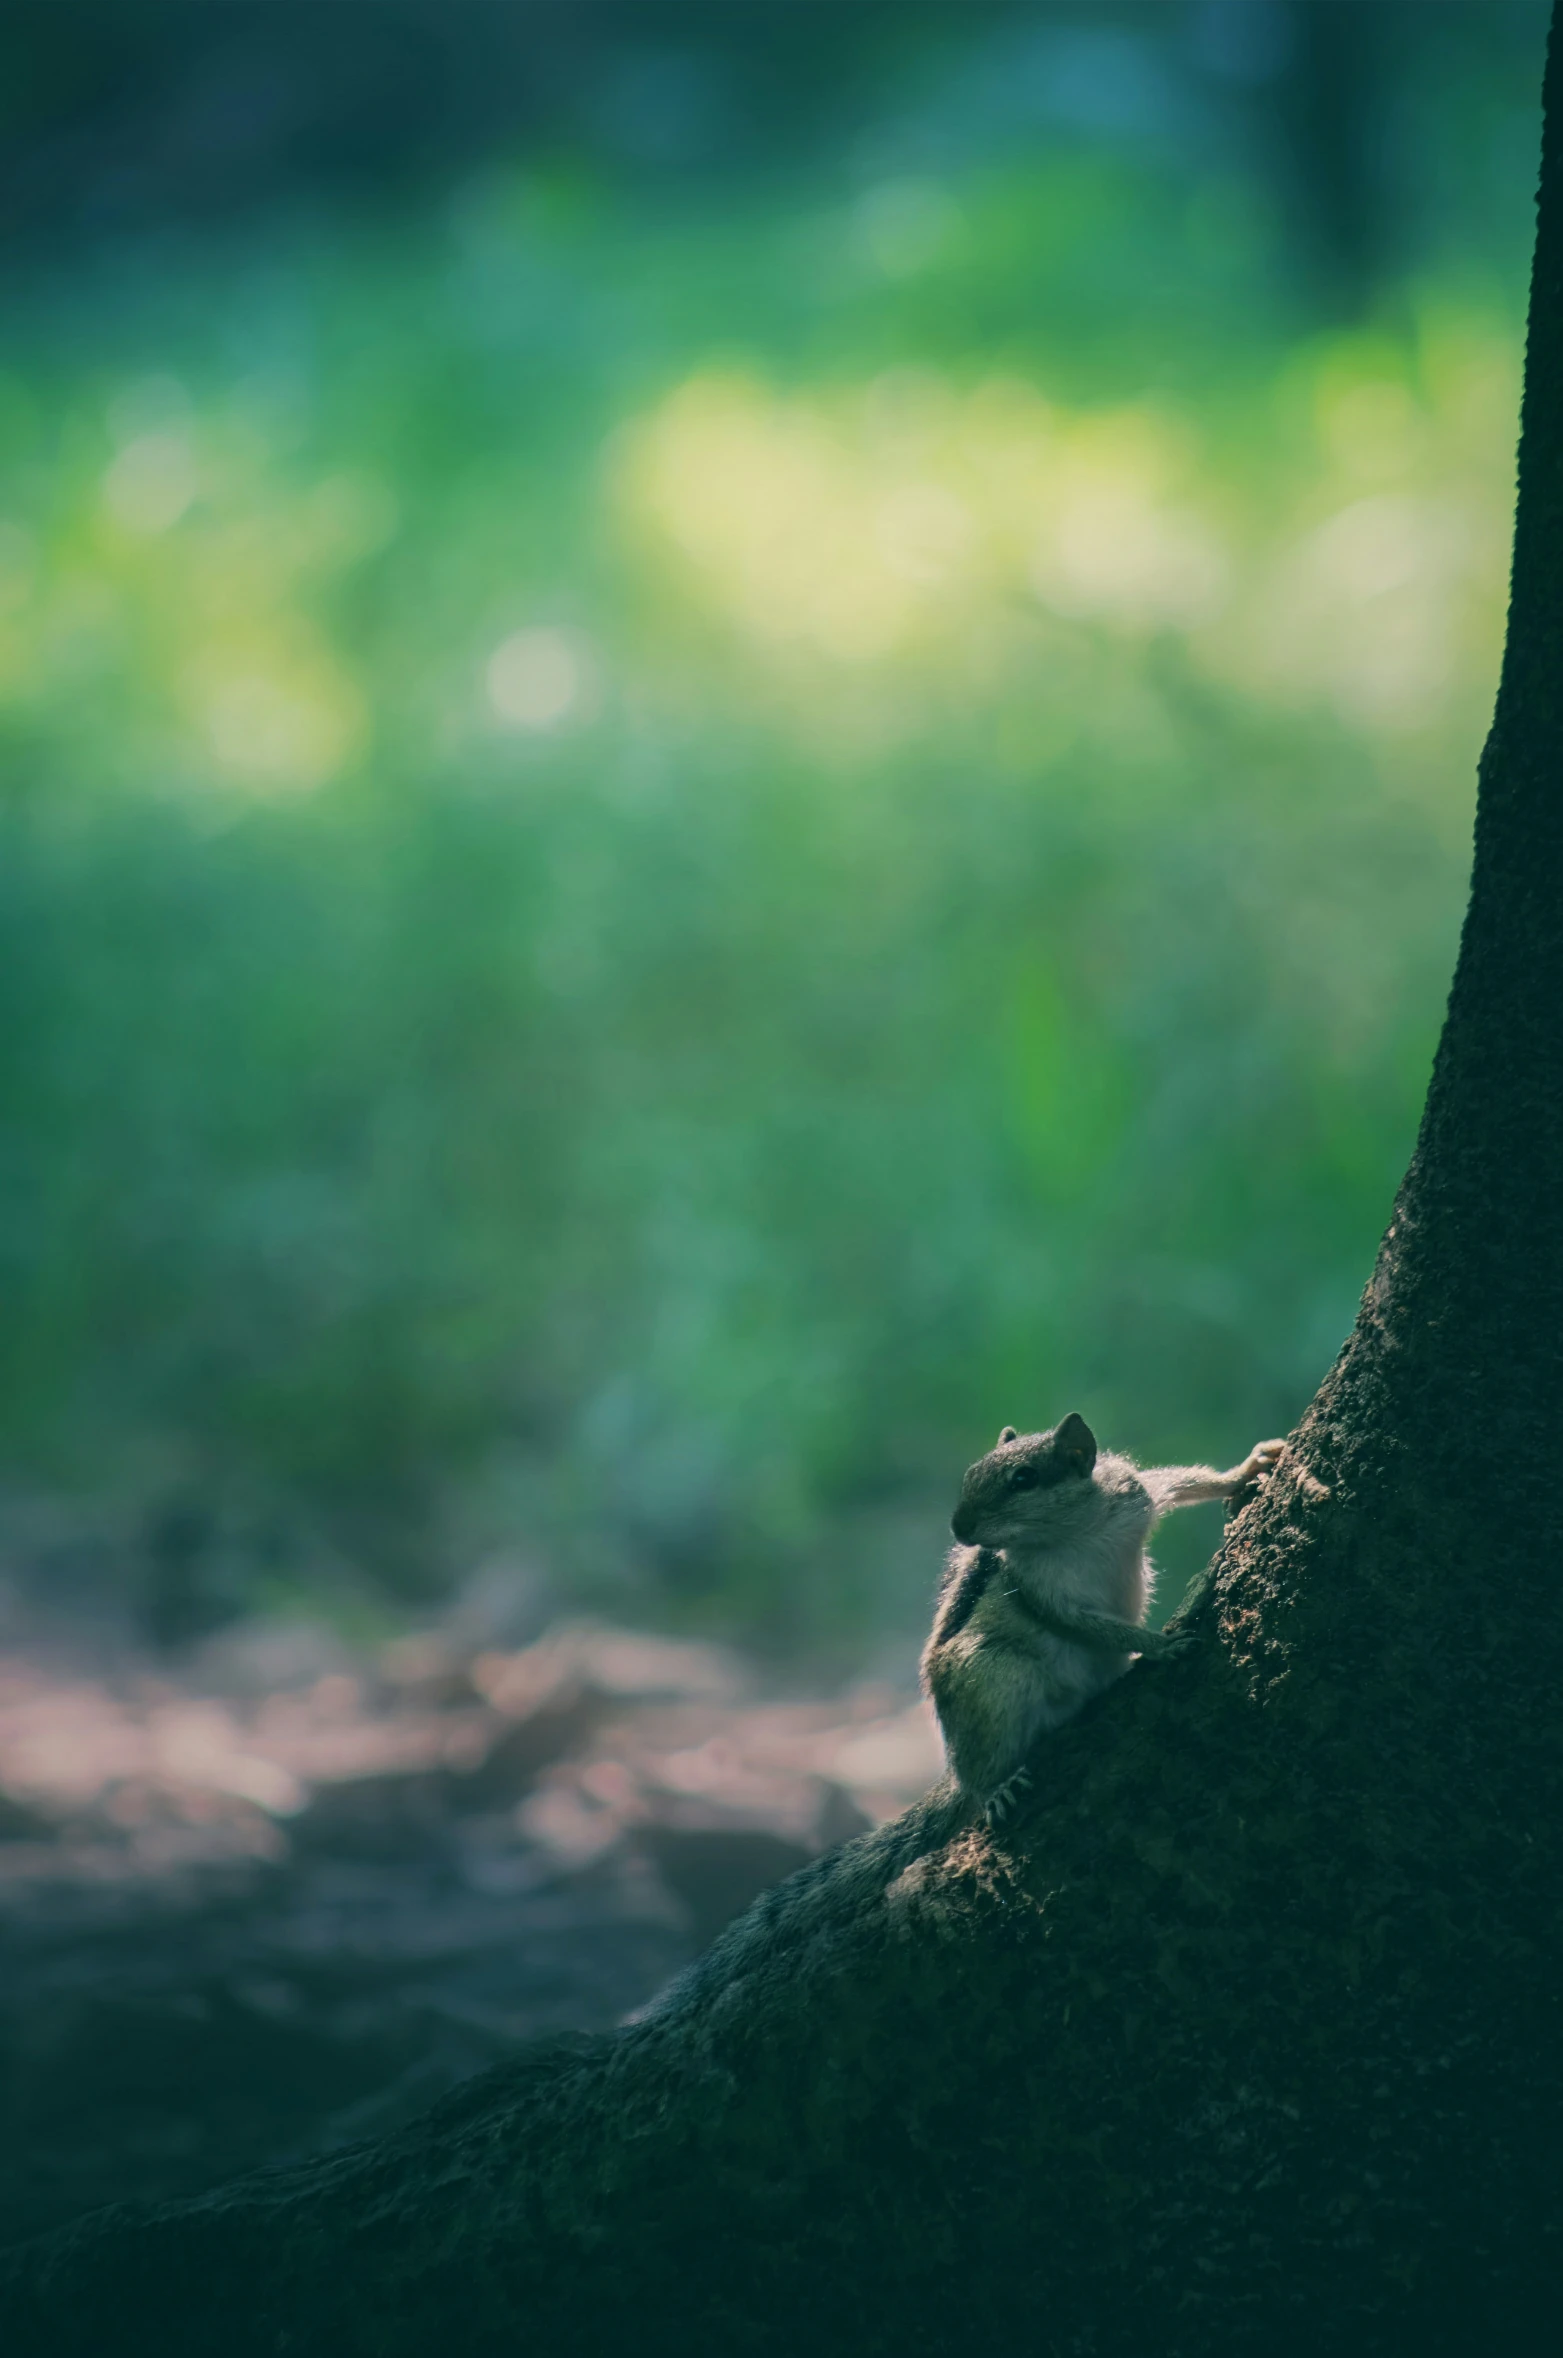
[0,131,1527,1643]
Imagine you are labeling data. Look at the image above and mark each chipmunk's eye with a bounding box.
[1009,1465,1038,1490]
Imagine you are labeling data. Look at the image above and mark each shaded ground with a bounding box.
[0,1607,939,2249]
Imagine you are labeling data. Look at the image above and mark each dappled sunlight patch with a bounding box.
[1198,313,1517,736]
[181,626,366,793]
[1032,479,1225,627]
[613,369,1229,674]
[100,375,200,538]
[102,429,201,537]
[1261,491,1476,727]
[1,397,392,793]
[614,320,1514,752]
[615,375,924,662]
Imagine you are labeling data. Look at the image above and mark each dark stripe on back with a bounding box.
[935,1547,1001,1643]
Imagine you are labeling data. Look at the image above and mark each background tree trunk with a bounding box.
[8,19,1563,2356]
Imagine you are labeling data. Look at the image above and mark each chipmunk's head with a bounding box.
[950,1412,1098,1547]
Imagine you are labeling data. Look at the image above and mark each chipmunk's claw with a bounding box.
[983,1767,1032,1827]
[1228,1438,1287,1503]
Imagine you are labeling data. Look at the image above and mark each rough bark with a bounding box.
[8,26,1563,2358]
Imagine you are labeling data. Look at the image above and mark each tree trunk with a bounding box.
[10,28,1563,2358]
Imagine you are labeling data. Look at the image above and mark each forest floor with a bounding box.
[0,1600,939,2249]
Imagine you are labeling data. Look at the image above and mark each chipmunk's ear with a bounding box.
[997,1426,1017,1446]
[1053,1411,1097,1476]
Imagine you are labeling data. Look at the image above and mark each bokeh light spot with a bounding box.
[487,626,589,730]
[184,632,365,793]
[103,431,199,535]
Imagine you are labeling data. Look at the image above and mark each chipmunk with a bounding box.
[922,1413,1284,1823]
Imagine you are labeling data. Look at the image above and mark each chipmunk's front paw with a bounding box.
[983,1767,1032,1827]
[1157,1621,1201,1658]
[1229,1439,1286,1498]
